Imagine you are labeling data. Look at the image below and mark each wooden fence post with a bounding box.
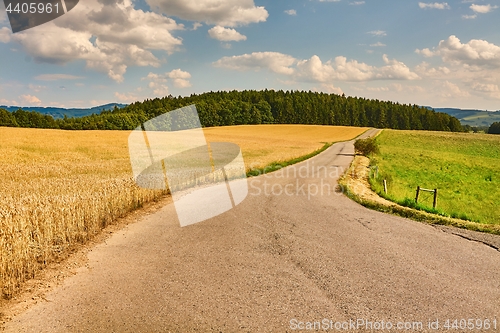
[433,188,438,209]
[383,179,387,194]
[415,186,420,204]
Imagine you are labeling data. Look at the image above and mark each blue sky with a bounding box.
[1,0,500,110]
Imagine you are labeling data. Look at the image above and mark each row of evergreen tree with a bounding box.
[0,90,464,132]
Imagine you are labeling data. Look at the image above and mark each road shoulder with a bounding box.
[340,155,500,251]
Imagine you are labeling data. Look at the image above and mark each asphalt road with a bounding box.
[4,129,500,332]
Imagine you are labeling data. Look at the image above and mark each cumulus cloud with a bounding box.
[214,52,419,83]
[167,69,192,88]
[418,2,450,9]
[208,26,247,42]
[213,52,297,75]
[145,0,268,27]
[416,35,500,69]
[415,62,451,77]
[365,84,425,93]
[414,36,500,101]
[0,27,11,43]
[296,54,419,82]
[19,94,42,106]
[10,0,184,82]
[0,98,18,105]
[470,4,498,13]
[143,69,192,96]
[462,14,477,19]
[472,82,499,93]
[145,73,170,96]
[115,92,140,103]
[192,23,203,30]
[441,81,470,98]
[284,9,297,16]
[320,84,343,95]
[415,48,435,57]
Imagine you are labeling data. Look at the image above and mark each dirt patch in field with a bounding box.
[342,155,500,252]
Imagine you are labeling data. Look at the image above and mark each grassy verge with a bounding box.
[368,130,500,226]
[339,150,500,235]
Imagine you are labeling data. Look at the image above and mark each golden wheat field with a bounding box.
[0,125,366,298]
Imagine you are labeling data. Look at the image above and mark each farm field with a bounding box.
[0,125,367,298]
[370,130,500,226]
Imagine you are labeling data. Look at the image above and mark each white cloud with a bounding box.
[417,35,500,69]
[145,0,268,27]
[214,52,419,83]
[317,0,341,2]
[115,92,140,103]
[11,0,184,82]
[366,86,390,92]
[144,73,169,96]
[167,69,192,88]
[0,98,19,106]
[418,2,450,9]
[285,9,297,16]
[34,74,84,81]
[0,27,11,43]
[349,1,365,5]
[192,23,203,30]
[370,42,386,47]
[328,54,419,81]
[352,83,426,95]
[143,69,192,95]
[320,84,343,95]
[441,81,470,98]
[415,48,435,57]
[19,94,42,106]
[367,30,387,37]
[470,82,500,99]
[472,82,499,92]
[470,4,498,13]
[462,14,477,19]
[415,61,451,77]
[213,52,297,75]
[208,26,247,42]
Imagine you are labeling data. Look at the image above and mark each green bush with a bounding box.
[488,122,500,135]
[354,137,379,156]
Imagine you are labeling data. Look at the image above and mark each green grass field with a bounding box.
[369,130,500,225]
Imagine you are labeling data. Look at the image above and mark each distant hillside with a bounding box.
[0,103,127,119]
[430,108,500,127]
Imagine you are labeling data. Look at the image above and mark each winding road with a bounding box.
[4,129,500,332]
